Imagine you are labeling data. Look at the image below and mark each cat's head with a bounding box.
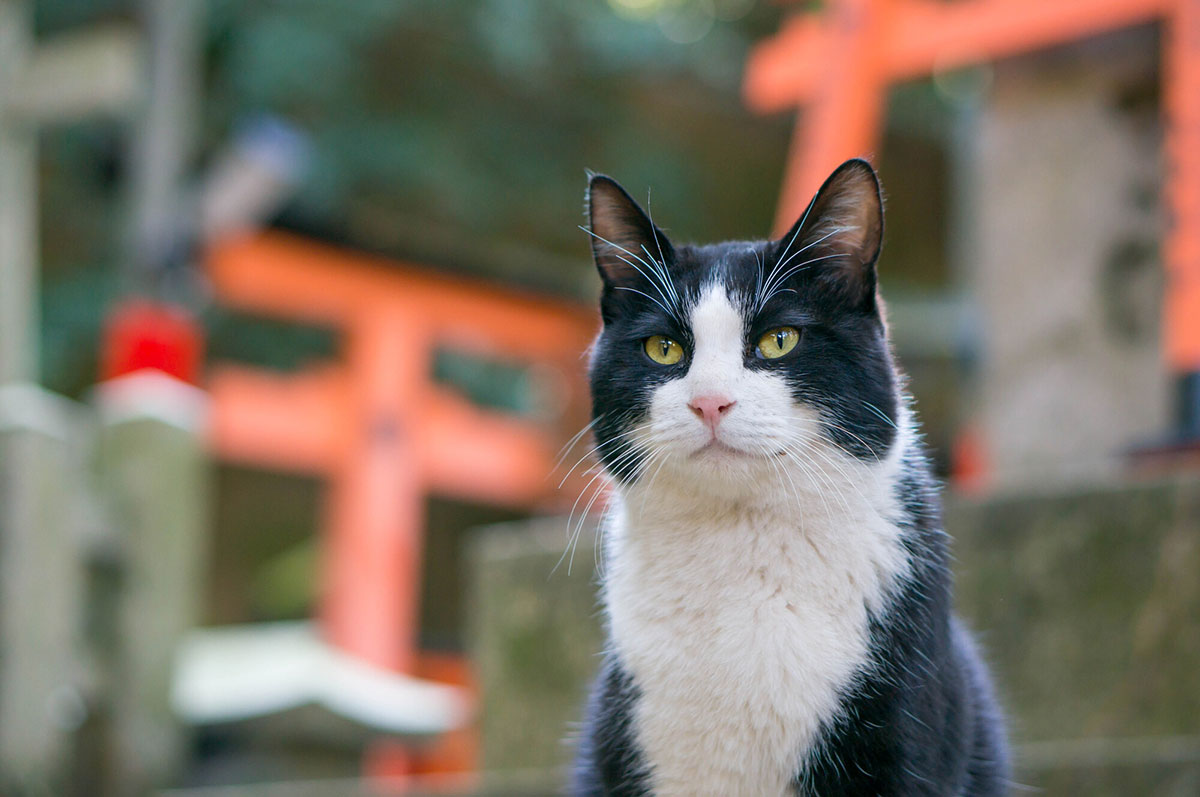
[585,159,900,499]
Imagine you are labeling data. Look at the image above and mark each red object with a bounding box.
[364,653,480,786]
[1164,0,1200,371]
[101,298,204,384]
[744,0,1173,234]
[950,423,991,494]
[205,232,595,674]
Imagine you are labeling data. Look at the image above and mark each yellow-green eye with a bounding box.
[756,326,801,359]
[644,335,684,365]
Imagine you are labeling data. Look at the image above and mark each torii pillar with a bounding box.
[745,0,1200,439]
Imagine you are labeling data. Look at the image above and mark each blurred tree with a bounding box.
[36,0,796,394]
[203,0,790,294]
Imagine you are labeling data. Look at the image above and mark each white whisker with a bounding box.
[553,415,602,472]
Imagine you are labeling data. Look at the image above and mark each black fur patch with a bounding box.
[572,656,651,797]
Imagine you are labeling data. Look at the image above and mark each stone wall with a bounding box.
[466,476,1200,794]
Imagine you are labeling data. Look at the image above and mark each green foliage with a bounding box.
[202,0,788,288]
[35,0,791,389]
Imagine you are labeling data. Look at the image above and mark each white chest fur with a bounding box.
[603,465,910,797]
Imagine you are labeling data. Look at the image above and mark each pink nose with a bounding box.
[689,395,736,430]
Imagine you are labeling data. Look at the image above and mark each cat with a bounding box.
[570,159,1010,796]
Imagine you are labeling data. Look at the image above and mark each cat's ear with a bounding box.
[586,174,674,288]
[774,158,883,309]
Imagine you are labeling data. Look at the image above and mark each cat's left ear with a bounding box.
[586,174,675,289]
[774,158,883,310]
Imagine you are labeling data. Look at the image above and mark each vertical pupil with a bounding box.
[661,340,671,357]
[776,331,785,349]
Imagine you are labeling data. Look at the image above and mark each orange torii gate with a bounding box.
[744,0,1200,429]
[206,232,595,675]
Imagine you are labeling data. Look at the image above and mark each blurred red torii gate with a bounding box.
[206,232,595,676]
[744,0,1200,419]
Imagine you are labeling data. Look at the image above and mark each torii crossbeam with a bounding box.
[744,0,1200,435]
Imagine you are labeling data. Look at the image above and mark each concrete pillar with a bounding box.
[466,518,603,782]
[0,384,90,793]
[0,0,37,384]
[968,30,1168,486]
[95,372,208,793]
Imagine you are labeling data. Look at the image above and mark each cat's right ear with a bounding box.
[774,159,883,311]
[586,174,674,288]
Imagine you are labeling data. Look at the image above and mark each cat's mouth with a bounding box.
[692,439,754,459]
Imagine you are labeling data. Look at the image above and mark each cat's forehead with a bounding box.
[689,282,744,344]
[673,241,771,309]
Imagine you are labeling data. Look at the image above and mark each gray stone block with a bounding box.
[465,517,603,786]
[467,476,1200,794]
[949,478,1200,740]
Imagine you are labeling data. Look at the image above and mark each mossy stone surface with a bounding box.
[949,478,1200,742]
[468,476,1200,794]
[466,518,604,781]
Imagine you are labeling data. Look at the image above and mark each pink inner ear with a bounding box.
[589,183,641,250]
[590,192,624,240]
[588,177,670,289]
[818,172,882,264]
[778,162,883,305]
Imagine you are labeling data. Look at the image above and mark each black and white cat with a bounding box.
[572,160,1010,796]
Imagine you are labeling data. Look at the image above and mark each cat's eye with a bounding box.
[756,327,801,360]
[644,335,684,365]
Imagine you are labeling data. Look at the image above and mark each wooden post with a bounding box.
[0,4,139,383]
[1165,0,1200,433]
[775,0,889,235]
[0,0,37,384]
[0,385,89,793]
[95,373,208,794]
[0,2,205,792]
[127,0,201,279]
